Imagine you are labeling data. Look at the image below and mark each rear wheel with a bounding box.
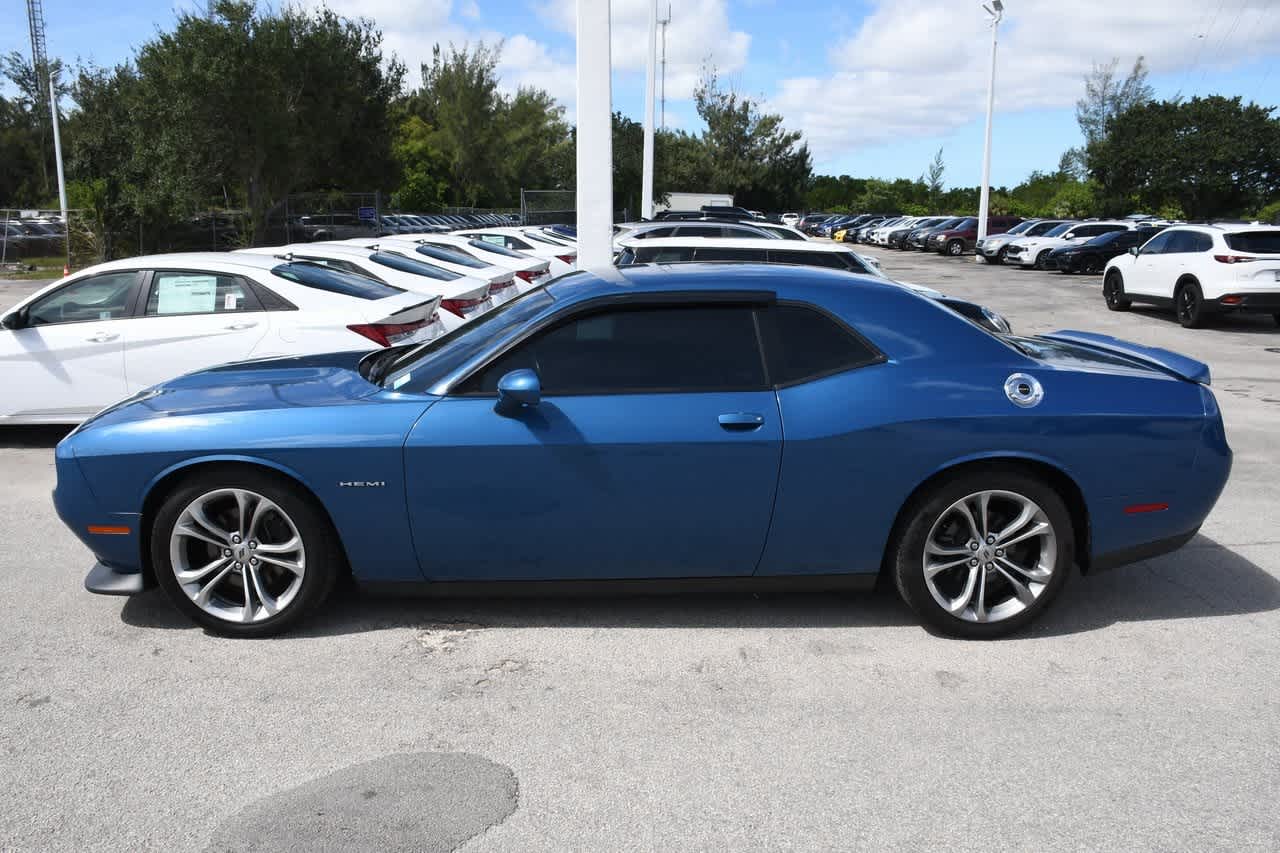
[150,467,342,637]
[1104,271,1131,311]
[947,239,965,256]
[891,470,1073,639]
[1175,280,1207,328]
[1273,313,1280,326]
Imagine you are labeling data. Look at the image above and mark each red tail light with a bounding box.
[556,254,575,264]
[1214,254,1256,264]
[440,295,488,317]
[346,319,428,347]
[516,269,548,283]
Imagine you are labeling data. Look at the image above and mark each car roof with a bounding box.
[83,252,287,274]
[618,237,850,252]
[554,261,900,295]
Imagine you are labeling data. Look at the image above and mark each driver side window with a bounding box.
[26,272,140,327]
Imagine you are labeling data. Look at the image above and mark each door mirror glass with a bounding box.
[496,368,541,410]
[1128,246,1140,256]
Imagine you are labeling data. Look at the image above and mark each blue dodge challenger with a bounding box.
[54,264,1231,638]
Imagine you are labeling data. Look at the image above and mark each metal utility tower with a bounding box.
[658,3,671,130]
[26,0,50,111]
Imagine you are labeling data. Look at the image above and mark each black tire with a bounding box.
[946,239,965,257]
[1104,270,1131,311]
[890,468,1074,639]
[1175,280,1207,328]
[1034,250,1052,270]
[150,466,343,637]
[993,246,1009,265]
[1273,313,1280,327]
[1080,255,1102,274]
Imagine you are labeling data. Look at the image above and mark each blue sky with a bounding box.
[4,0,1278,189]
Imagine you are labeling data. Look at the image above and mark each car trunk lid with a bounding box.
[1038,330,1211,385]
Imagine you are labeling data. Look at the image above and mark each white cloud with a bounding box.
[538,0,751,100]
[770,0,1280,167]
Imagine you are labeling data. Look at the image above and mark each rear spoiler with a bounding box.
[1040,330,1211,385]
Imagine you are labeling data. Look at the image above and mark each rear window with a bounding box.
[414,244,489,269]
[1225,231,1280,253]
[270,262,404,300]
[371,252,461,280]
[768,250,852,270]
[468,238,527,259]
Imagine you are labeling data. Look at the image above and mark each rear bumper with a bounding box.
[1089,528,1200,574]
[1209,291,1280,313]
[85,561,148,596]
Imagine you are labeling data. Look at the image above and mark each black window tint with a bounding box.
[768,304,881,385]
[634,226,674,239]
[270,262,403,299]
[293,256,383,281]
[1191,232,1214,252]
[673,225,723,237]
[468,238,527,258]
[415,244,489,269]
[768,250,850,270]
[146,272,261,316]
[26,272,138,326]
[1225,231,1280,253]
[693,247,763,261]
[1164,231,1198,253]
[464,306,766,394]
[1139,232,1174,254]
[371,252,461,280]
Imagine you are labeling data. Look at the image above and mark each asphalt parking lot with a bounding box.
[2,254,1278,853]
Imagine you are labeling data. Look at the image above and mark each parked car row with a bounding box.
[1,217,65,258]
[0,226,577,424]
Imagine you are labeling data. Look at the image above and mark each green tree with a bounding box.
[127,1,403,240]
[922,148,945,207]
[1089,96,1280,219]
[391,115,449,211]
[1067,56,1154,176]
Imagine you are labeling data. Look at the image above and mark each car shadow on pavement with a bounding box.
[0,425,73,448]
[119,534,1280,640]
[1127,306,1280,335]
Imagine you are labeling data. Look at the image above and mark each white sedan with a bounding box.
[399,233,553,293]
[236,243,497,332]
[340,237,525,305]
[0,252,439,424]
[450,226,579,276]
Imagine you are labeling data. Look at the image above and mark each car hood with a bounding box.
[71,351,383,433]
[1013,237,1070,250]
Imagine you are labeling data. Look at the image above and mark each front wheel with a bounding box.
[1080,255,1102,274]
[1034,250,1052,270]
[890,470,1073,639]
[1104,271,1131,311]
[992,247,1008,265]
[946,239,965,256]
[150,467,342,637]
[1175,281,1207,328]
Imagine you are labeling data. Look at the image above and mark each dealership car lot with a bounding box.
[2,248,1279,849]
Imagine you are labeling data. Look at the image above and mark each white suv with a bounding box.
[1103,224,1280,328]
[1003,221,1131,270]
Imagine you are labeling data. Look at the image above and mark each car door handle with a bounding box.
[718,412,765,431]
[86,332,118,343]
[224,322,258,330]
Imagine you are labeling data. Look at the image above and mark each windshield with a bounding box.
[270,262,403,299]
[1043,223,1074,237]
[414,244,490,269]
[1005,220,1037,235]
[371,252,461,280]
[373,289,555,390]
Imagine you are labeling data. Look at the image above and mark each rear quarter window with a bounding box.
[767,303,883,385]
[1225,231,1280,253]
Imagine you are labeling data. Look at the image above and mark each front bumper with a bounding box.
[85,561,147,595]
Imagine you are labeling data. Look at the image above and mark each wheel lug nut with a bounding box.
[995,549,1004,557]
[249,558,258,566]
[231,535,241,544]
[969,542,978,550]
[985,563,993,569]
[223,549,233,557]
[969,558,979,567]
[248,541,257,549]
[986,536,996,544]
[234,562,243,570]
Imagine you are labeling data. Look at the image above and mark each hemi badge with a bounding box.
[338,481,385,488]
[1124,503,1169,515]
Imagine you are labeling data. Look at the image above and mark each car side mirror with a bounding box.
[1,308,26,330]
[1128,247,1140,256]
[496,369,541,412]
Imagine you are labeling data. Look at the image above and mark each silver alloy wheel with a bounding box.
[169,488,306,624]
[922,490,1057,623]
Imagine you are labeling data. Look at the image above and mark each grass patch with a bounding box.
[0,256,70,281]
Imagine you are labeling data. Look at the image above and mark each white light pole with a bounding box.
[575,0,614,268]
[975,0,1003,261]
[49,75,71,275]
[641,0,657,220]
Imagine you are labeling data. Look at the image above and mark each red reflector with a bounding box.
[1213,254,1256,264]
[346,319,428,347]
[1124,503,1169,515]
[88,525,131,535]
[440,296,486,318]
[1221,295,1243,305]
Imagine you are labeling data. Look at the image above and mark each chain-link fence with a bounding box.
[520,189,628,226]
